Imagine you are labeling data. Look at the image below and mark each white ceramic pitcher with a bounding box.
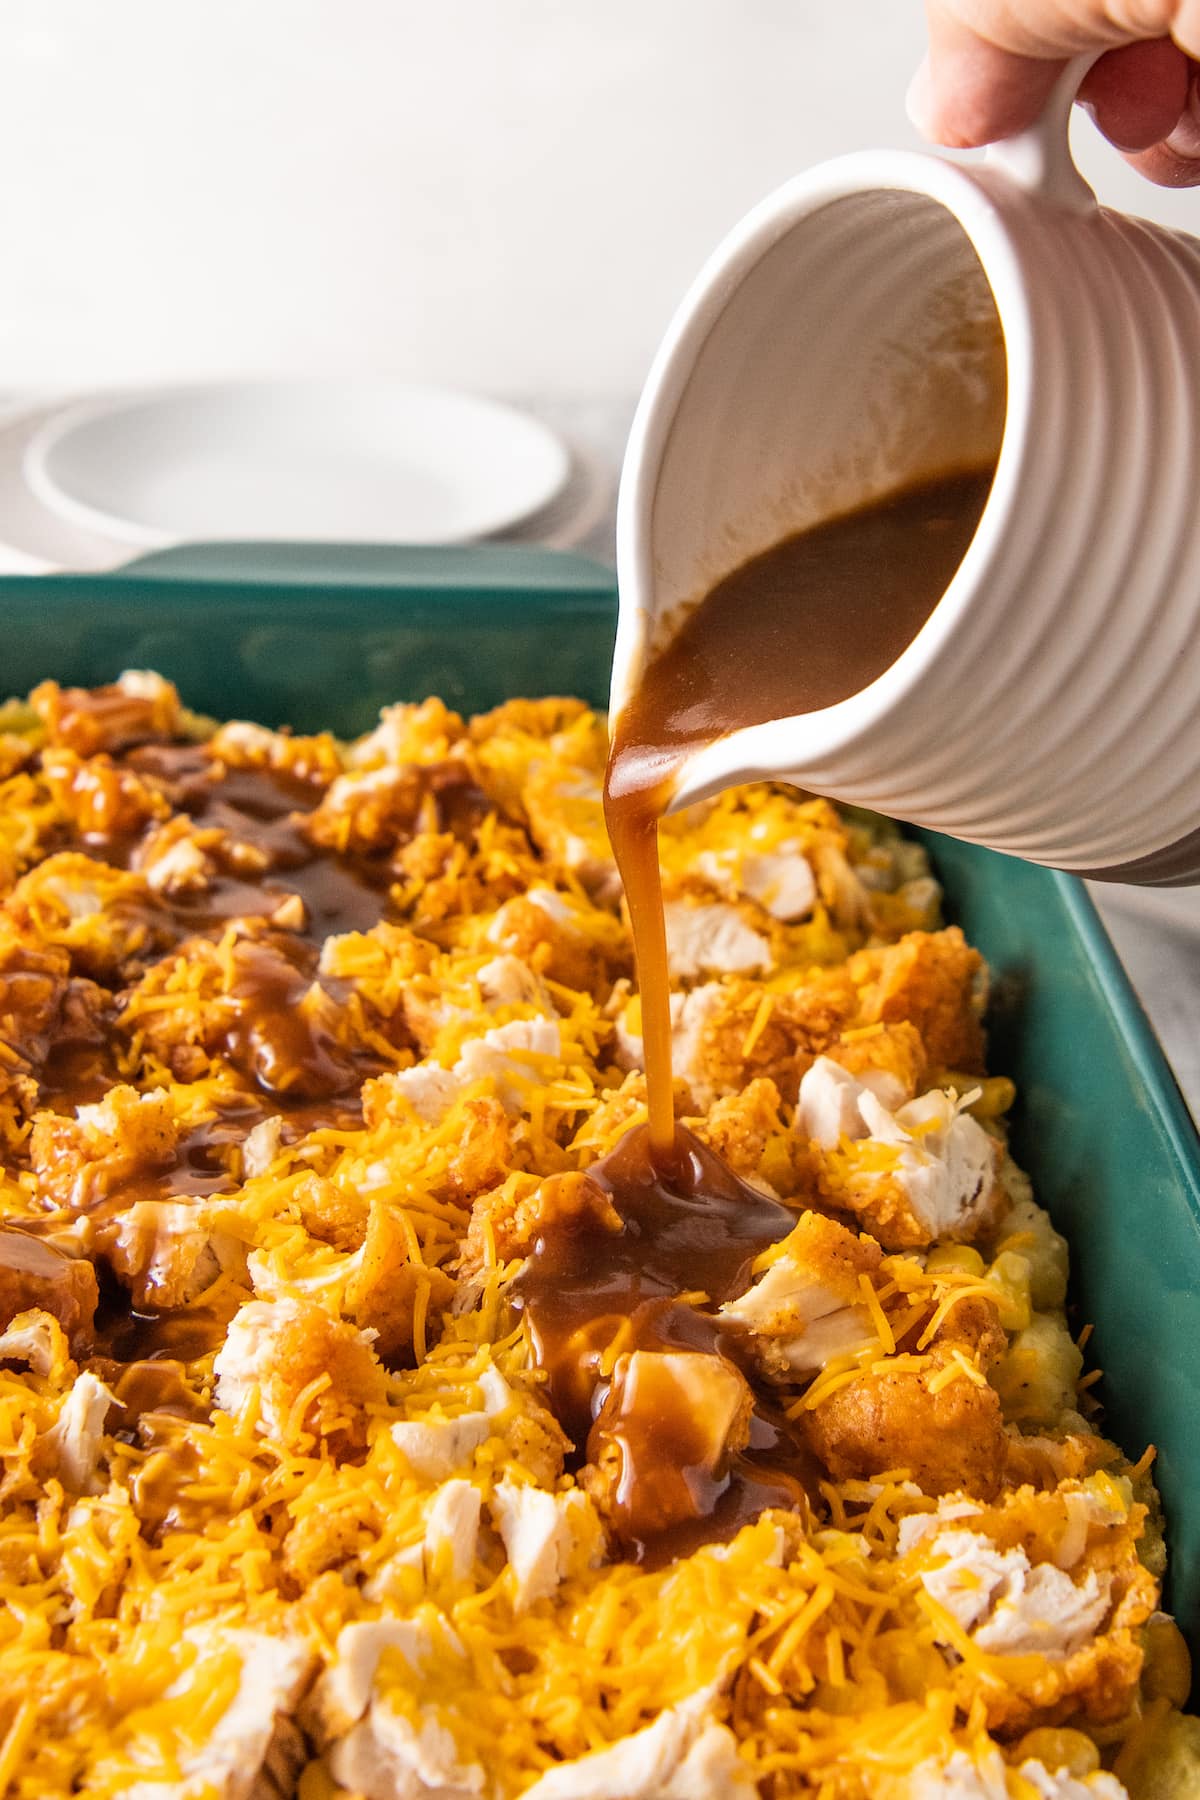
[612,62,1200,884]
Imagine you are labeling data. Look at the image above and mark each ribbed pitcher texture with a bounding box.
[613,70,1200,883]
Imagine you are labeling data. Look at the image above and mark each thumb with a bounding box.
[909,7,1069,146]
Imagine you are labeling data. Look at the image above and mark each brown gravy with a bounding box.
[513,470,993,1553]
[513,1124,820,1563]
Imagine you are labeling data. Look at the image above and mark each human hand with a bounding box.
[910,3,1200,187]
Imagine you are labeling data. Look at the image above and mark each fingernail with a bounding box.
[906,56,937,139]
[1165,76,1200,159]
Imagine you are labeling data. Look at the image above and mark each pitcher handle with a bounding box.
[983,52,1101,213]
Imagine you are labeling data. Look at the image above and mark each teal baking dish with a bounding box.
[2,541,1198,1652]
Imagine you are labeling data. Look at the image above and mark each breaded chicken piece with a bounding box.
[897,1482,1157,1732]
[360,1081,517,1208]
[30,1083,179,1212]
[133,814,227,899]
[29,671,182,756]
[396,945,555,1060]
[118,928,375,1097]
[797,1058,1001,1250]
[29,1086,248,1314]
[348,697,470,770]
[104,1198,246,1311]
[572,1070,689,1167]
[686,1078,791,1188]
[317,923,432,1024]
[40,746,171,843]
[483,887,630,997]
[826,1021,928,1102]
[0,1228,97,1348]
[461,1168,622,1277]
[720,1212,882,1379]
[213,1296,386,1455]
[389,823,546,933]
[8,852,177,980]
[0,769,67,900]
[804,1342,1008,1499]
[468,699,607,833]
[306,758,492,856]
[637,969,859,1113]
[342,1200,455,1362]
[208,717,344,786]
[469,696,593,747]
[583,1349,754,1544]
[848,927,987,1074]
[0,927,71,1071]
[522,761,618,905]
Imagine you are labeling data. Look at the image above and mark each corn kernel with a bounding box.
[986,1249,1033,1331]
[1142,1612,1192,1706]
[926,1244,985,1277]
[1013,1727,1100,1776]
[968,1075,1016,1119]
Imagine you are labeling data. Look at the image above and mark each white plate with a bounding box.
[23,380,571,548]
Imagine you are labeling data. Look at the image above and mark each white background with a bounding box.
[2,0,1198,399]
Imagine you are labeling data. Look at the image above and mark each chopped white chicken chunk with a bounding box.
[895,1498,985,1554]
[393,1020,564,1126]
[0,1307,70,1378]
[330,1700,485,1800]
[475,954,551,1012]
[665,983,726,1101]
[391,1412,491,1483]
[423,1479,481,1584]
[106,1198,245,1311]
[141,831,212,895]
[719,1211,882,1379]
[905,1749,1012,1799]
[212,1296,384,1445]
[797,1057,997,1245]
[1017,1764,1127,1799]
[46,1370,117,1492]
[241,1115,284,1179]
[521,1689,757,1800]
[124,1628,317,1800]
[587,1350,753,1533]
[490,1478,604,1611]
[310,1618,434,1741]
[453,1020,562,1113]
[487,885,576,950]
[911,1528,1111,1658]
[696,846,816,921]
[907,1752,1127,1800]
[795,1057,906,1145]
[390,1065,469,1127]
[309,1616,484,1797]
[664,902,772,981]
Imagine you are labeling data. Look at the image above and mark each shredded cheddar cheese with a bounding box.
[0,676,1188,1799]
